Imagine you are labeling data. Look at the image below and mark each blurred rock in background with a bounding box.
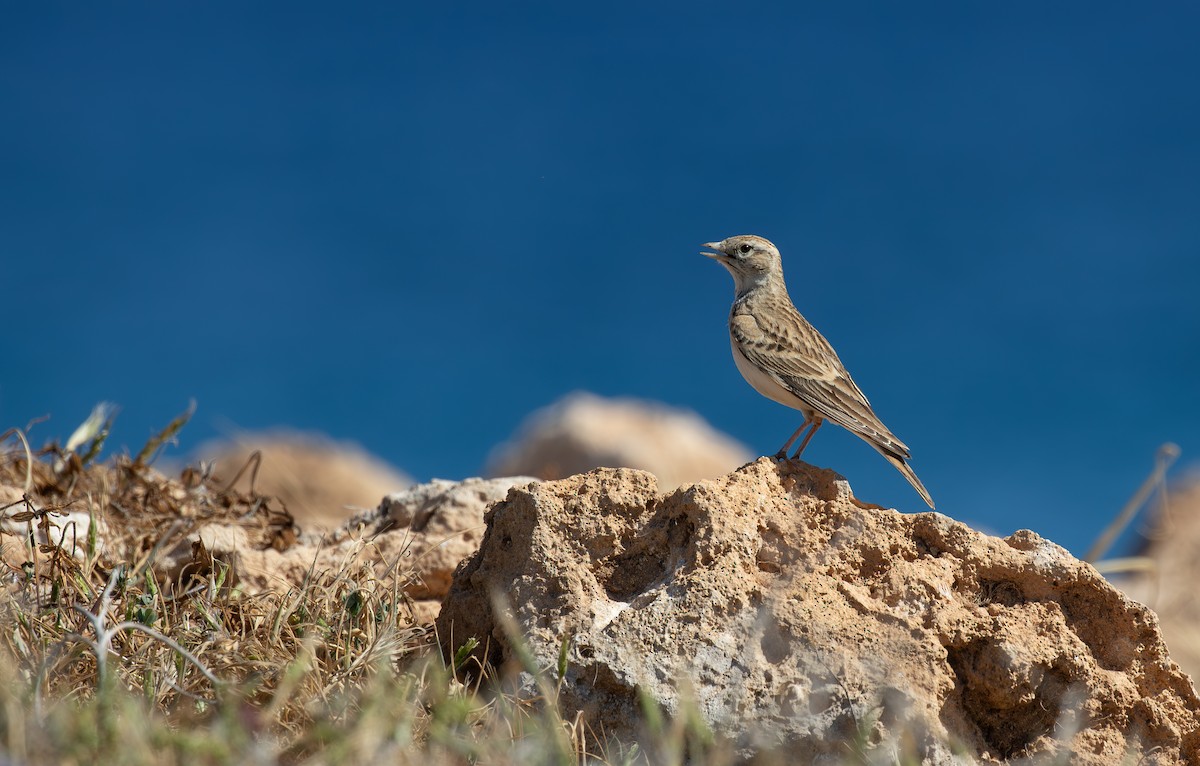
[1120,475,1200,687]
[486,392,752,490]
[198,430,411,531]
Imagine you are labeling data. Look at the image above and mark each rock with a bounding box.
[485,392,752,491]
[1121,476,1200,688]
[0,484,28,570]
[344,476,541,606]
[1,483,109,568]
[437,458,1200,763]
[156,475,537,622]
[198,431,411,530]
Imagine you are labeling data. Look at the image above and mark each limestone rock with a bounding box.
[346,476,541,604]
[438,458,1200,763]
[485,392,751,490]
[198,431,411,530]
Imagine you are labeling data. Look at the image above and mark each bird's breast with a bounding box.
[729,334,812,414]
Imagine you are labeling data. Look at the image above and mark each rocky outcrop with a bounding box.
[198,431,411,530]
[485,392,751,490]
[438,458,1200,763]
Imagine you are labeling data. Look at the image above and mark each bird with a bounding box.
[701,234,935,509]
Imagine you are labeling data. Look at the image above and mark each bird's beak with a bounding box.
[700,242,725,259]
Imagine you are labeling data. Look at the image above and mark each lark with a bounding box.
[701,235,935,509]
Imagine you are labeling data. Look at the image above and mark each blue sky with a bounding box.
[3,3,1198,557]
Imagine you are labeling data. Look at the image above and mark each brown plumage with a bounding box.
[702,234,935,509]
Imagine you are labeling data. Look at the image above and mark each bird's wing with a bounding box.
[730,309,912,459]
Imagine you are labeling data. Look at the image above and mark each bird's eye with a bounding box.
[739,243,752,255]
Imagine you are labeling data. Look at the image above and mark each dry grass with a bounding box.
[0,409,756,766]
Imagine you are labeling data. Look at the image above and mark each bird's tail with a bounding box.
[876,448,935,510]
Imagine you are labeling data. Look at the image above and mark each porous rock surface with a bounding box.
[485,392,752,490]
[438,458,1200,764]
[358,476,541,605]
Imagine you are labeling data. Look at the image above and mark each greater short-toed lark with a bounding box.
[702,234,935,509]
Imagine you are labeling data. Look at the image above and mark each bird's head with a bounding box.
[701,235,781,295]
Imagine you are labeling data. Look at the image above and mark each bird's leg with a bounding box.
[790,418,824,460]
[774,420,811,459]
